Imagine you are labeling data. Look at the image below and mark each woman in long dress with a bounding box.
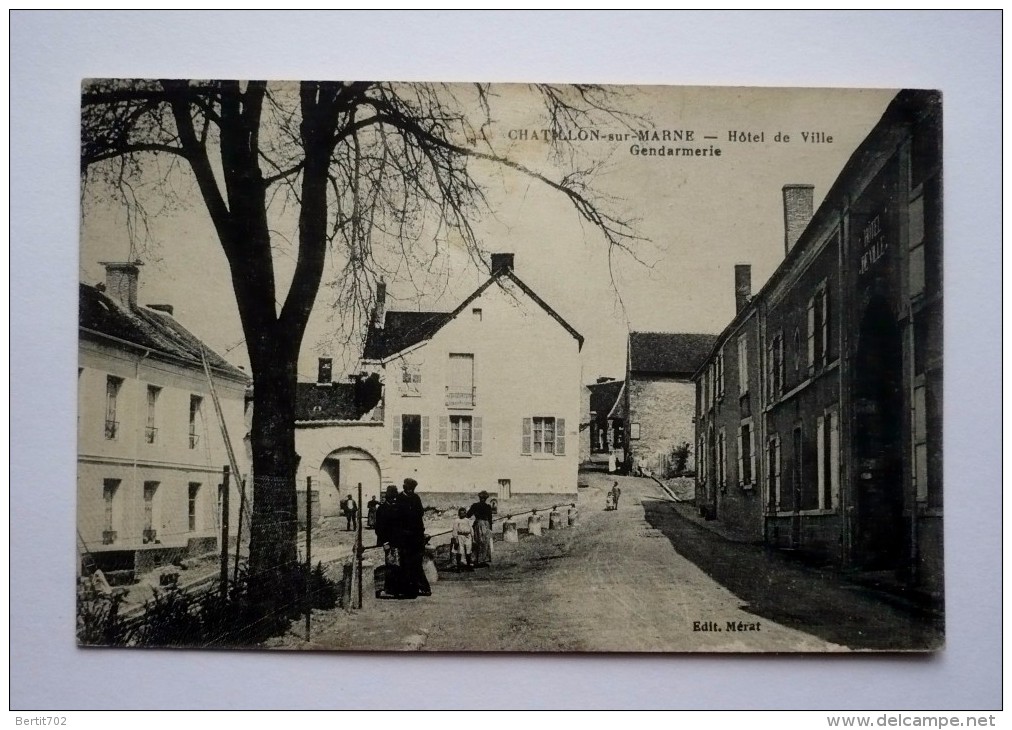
[466,491,494,567]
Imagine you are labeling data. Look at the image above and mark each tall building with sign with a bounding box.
[693,89,942,598]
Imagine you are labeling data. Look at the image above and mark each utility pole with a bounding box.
[305,476,312,641]
[219,465,230,596]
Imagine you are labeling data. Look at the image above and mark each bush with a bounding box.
[669,441,693,477]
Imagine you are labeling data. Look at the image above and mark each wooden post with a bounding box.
[305,476,312,641]
[356,482,363,609]
[219,466,230,596]
[232,476,245,585]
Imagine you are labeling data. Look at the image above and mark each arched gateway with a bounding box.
[317,447,382,518]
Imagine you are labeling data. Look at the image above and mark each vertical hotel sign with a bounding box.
[858,206,889,276]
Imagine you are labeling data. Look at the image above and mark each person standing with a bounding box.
[374,485,403,597]
[467,490,494,567]
[366,495,379,529]
[451,507,474,571]
[396,478,431,598]
[343,494,358,531]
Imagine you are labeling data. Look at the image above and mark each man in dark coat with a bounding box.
[374,485,403,597]
[395,478,431,598]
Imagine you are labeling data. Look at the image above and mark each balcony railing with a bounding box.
[145,426,158,444]
[104,419,119,440]
[445,386,476,408]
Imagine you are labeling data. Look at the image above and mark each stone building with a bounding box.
[78,262,250,575]
[692,89,943,596]
[624,332,716,476]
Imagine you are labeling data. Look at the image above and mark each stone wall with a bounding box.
[626,376,696,476]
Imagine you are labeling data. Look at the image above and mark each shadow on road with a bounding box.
[641,499,944,651]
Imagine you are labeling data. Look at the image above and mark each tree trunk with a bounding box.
[245,331,300,619]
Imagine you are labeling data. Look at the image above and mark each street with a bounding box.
[268,473,939,653]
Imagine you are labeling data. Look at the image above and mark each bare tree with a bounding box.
[81,79,640,620]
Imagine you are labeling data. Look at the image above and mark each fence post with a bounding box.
[219,466,230,596]
[356,482,363,609]
[305,475,312,641]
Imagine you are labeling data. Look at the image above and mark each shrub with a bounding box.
[669,441,693,477]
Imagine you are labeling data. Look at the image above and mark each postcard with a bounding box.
[77,81,942,652]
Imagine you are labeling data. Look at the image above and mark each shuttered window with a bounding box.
[521,417,532,455]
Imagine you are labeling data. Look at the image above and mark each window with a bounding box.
[816,410,840,510]
[737,333,749,395]
[791,426,804,510]
[189,395,202,449]
[807,285,831,371]
[629,422,641,440]
[143,481,159,542]
[451,415,472,454]
[768,436,782,511]
[521,416,566,456]
[393,414,429,454]
[717,428,727,489]
[908,195,926,299]
[188,483,201,532]
[439,415,481,455]
[738,420,756,488]
[447,353,475,407]
[102,479,120,542]
[715,351,724,399]
[400,363,422,395]
[472,307,483,321]
[768,333,784,399]
[145,385,161,444]
[105,376,123,439]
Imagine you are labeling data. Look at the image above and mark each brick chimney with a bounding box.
[373,281,386,330]
[318,358,333,384]
[491,252,515,274]
[101,261,141,309]
[734,264,752,313]
[782,184,814,254]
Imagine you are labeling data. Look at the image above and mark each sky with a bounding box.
[80,83,896,384]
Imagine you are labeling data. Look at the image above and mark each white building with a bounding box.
[78,262,250,575]
[294,253,583,511]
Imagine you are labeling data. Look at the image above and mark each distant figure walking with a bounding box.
[343,494,358,531]
[612,481,622,509]
[467,490,494,567]
[366,495,379,529]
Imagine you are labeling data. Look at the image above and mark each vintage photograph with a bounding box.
[77,81,943,652]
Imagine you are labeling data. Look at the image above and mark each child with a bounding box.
[452,507,473,571]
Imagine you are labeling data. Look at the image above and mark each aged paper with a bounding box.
[77,81,942,652]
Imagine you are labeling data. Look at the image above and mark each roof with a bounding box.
[628,332,717,377]
[588,379,624,418]
[362,311,453,361]
[79,283,248,382]
[295,382,361,422]
[362,269,583,361]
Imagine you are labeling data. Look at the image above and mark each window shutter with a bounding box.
[829,413,840,508]
[421,416,430,454]
[719,431,726,488]
[392,416,401,454]
[522,417,532,455]
[737,429,744,487]
[437,416,448,454]
[816,415,825,509]
[472,416,483,455]
[773,437,782,509]
[749,426,757,488]
[821,290,831,365]
[555,418,566,455]
[807,297,816,371]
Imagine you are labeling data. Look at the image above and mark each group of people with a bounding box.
[372,479,430,599]
[605,481,622,511]
[369,482,499,597]
[450,490,495,571]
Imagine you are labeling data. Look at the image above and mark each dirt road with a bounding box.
[281,474,845,652]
